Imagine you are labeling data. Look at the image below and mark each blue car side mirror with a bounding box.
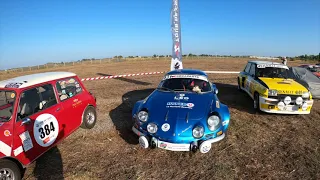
[211,82,218,94]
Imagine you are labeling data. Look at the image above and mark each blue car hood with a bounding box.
[145,91,213,122]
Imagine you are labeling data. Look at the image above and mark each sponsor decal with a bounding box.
[161,123,171,132]
[0,140,11,156]
[170,0,183,70]
[13,146,24,156]
[163,74,208,81]
[216,101,220,108]
[5,82,23,88]
[72,99,82,108]
[33,113,59,147]
[160,142,167,149]
[174,93,189,101]
[257,64,288,69]
[4,130,11,137]
[166,102,194,109]
[19,131,33,152]
[277,90,305,95]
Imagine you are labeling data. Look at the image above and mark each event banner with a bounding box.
[170,0,183,70]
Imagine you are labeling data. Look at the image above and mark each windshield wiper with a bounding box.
[157,87,174,92]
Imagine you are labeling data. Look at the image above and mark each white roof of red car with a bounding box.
[0,72,77,89]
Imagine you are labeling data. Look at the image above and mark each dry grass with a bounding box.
[1,58,319,180]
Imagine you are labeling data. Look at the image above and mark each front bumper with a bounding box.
[132,126,225,153]
[259,96,313,114]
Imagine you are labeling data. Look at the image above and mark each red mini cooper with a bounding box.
[0,72,97,179]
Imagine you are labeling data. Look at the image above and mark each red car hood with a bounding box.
[313,72,320,77]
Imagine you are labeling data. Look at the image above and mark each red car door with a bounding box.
[54,77,87,137]
[11,83,65,165]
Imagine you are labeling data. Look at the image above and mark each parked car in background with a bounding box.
[237,61,314,114]
[0,72,97,179]
[298,64,320,78]
[131,69,230,154]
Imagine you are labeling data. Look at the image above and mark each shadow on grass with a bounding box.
[109,88,155,144]
[214,83,257,114]
[33,146,64,180]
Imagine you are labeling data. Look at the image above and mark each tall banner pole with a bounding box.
[170,0,183,70]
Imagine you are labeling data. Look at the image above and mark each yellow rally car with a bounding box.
[237,60,314,114]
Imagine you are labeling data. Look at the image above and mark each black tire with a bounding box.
[0,159,22,180]
[81,106,97,129]
[253,93,261,112]
[237,78,243,92]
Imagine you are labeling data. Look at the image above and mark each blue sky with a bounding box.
[0,0,319,69]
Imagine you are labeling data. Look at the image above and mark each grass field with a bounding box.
[1,58,319,180]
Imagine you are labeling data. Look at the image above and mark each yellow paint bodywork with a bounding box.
[258,77,310,97]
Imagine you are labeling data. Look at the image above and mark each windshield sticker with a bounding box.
[163,74,208,81]
[166,102,194,109]
[19,131,33,152]
[5,82,23,88]
[174,94,189,101]
[257,64,288,69]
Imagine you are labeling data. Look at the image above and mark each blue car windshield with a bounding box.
[158,78,211,93]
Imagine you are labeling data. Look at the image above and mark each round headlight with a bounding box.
[277,102,285,110]
[302,92,310,99]
[192,126,204,138]
[147,123,158,134]
[208,115,220,131]
[138,111,148,122]
[284,96,291,105]
[295,97,303,105]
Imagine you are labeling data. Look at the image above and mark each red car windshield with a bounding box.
[0,90,16,122]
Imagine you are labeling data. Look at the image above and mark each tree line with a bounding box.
[77,53,320,62]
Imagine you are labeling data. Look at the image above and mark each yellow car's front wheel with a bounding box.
[253,93,261,112]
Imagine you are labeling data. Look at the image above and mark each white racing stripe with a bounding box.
[13,146,23,156]
[204,71,240,74]
[0,140,11,156]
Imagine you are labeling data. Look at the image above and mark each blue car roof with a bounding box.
[165,69,207,76]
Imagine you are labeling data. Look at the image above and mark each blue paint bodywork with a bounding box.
[132,69,230,144]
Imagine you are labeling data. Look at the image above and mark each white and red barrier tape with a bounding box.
[80,70,240,81]
[81,71,166,81]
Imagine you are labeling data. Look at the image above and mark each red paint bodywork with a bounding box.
[0,75,96,167]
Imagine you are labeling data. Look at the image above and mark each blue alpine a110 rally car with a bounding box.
[131,69,230,153]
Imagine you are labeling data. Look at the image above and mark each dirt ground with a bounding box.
[1,58,320,180]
